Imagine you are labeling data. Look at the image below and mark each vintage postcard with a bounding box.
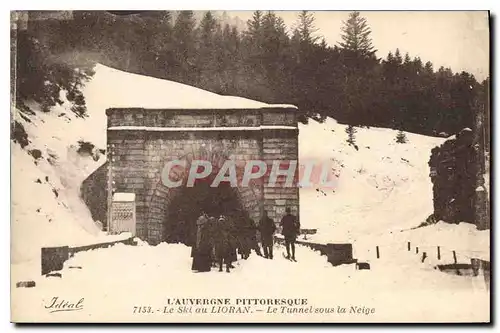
[10,10,490,323]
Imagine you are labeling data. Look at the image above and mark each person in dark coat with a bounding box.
[212,215,232,273]
[208,216,217,266]
[244,216,263,258]
[191,212,212,272]
[280,207,300,260]
[225,215,238,266]
[259,210,276,259]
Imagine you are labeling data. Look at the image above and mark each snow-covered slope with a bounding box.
[11,106,104,265]
[299,118,444,238]
[84,63,296,114]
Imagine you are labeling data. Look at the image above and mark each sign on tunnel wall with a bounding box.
[110,192,136,236]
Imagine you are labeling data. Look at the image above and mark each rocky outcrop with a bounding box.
[429,128,489,229]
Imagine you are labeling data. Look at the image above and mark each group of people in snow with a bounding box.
[191,207,300,273]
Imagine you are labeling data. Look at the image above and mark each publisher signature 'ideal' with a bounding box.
[44,297,84,313]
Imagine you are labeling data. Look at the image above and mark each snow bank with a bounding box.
[84,64,297,113]
[404,221,490,262]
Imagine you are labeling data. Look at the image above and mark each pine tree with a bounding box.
[296,11,319,45]
[338,11,379,126]
[424,61,434,74]
[394,48,403,65]
[246,10,263,38]
[396,130,408,143]
[172,11,197,82]
[346,125,358,148]
[339,11,376,58]
[403,52,411,65]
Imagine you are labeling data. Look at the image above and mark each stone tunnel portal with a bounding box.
[104,107,299,245]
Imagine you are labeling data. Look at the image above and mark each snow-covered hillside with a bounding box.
[299,117,444,235]
[11,102,106,265]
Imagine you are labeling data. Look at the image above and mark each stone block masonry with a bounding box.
[96,107,299,245]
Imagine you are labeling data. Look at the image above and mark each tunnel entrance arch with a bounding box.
[105,107,299,245]
[164,181,247,245]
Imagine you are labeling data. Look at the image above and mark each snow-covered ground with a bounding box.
[11,241,489,323]
[11,64,490,322]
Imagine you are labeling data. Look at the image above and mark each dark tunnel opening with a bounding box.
[163,180,249,246]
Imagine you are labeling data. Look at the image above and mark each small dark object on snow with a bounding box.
[69,266,82,269]
[35,178,42,184]
[29,149,42,160]
[46,272,62,278]
[16,281,36,288]
[12,120,29,148]
[52,189,59,198]
[77,140,95,155]
[421,252,428,263]
[45,176,49,182]
[356,262,371,270]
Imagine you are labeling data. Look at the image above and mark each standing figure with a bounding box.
[191,212,212,272]
[208,216,217,266]
[280,207,300,260]
[243,215,262,259]
[259,210,276,259]
[213,215,232,273]
[225,215,238,267]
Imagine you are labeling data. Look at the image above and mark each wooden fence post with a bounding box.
[452,250,460,275]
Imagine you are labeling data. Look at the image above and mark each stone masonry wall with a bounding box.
[262,131,299,223]
[105,107,298,245]
[80,161,108,228]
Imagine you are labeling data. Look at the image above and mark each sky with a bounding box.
[227,11,490,81]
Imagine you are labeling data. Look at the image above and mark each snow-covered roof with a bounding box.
[86,64,297,111]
